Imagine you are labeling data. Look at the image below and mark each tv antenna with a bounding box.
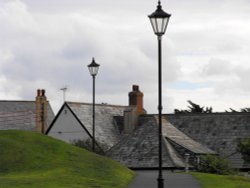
[60,86,68,102]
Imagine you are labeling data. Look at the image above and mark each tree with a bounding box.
[240,108,250,113]
[225,108,250,113]
[174,100,213,114]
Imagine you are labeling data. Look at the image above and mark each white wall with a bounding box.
[47,105,90,143]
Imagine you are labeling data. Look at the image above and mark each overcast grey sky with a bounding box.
[0,0,250,114]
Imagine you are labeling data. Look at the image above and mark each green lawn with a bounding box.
[0,130,134,188]
[191,172,250,188]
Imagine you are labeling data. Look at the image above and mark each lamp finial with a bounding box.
[157,0,162,9]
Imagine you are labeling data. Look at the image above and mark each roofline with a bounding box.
[0,100,35,103]
[140,113,250,117]
[165,112,250,116]
[0,100,53,103]
[66,101,128,108]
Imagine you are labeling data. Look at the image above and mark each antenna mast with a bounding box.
[60,87,68,102]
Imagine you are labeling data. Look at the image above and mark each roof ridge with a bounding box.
[66,101,128,108]
[0,100,35,103]
[165,112,250,116]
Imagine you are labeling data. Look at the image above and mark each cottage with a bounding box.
[0,89,54,133]
[107,114,215,169]
[46,102,127,150]
[2,86,249,169]
[167,113,250,169]
[46,85,222,169]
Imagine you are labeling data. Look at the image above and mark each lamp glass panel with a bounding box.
[88,66,99,76]
[156,18,163,33]
[150,17,169,35]
[150,18,157,34]
[162,17,169,34]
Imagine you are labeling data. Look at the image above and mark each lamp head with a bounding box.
[87,58,100,76]
[148,1,171,36]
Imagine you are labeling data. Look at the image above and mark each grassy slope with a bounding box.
[0,130,134,188]
[191,172,250,188]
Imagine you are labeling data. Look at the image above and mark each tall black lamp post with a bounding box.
[87,57,100,152]
[148,1,171,188]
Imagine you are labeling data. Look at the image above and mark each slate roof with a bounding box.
[108,115,216,168]
[107,115,179,168]
[166,113,250,169]
[0,100,54,131]
[161,116,215,154]
[66,102,127,149]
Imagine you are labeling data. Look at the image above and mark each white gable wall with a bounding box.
[47,105,91,143]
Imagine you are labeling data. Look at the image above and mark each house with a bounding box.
[0,89,54,133]
[46,85,225,169]
[107,115,215,169]
[45,85,147,150]
[1,85,247,169]
[167,113,250,169]
[45,102,128,150]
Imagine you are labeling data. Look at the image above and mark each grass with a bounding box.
[0,130,134,188]
[191,172,250,188]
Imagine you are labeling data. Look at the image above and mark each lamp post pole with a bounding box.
[87,58,100,152]
[92,74,96,152]
[148,1,171,188]
[158,34,163,187]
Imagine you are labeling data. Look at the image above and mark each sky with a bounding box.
[0,0,250,114]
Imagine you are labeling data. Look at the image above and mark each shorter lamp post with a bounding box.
[87,57,100,152]
[148,1,171,188]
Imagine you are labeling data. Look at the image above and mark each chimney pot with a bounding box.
[37,89,41,97]
[133,85,139,91]
[41,89,45,96]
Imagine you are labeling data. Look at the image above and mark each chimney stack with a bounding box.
[129,85,145,115]
[123,85,145,134]
[36,89,48,134]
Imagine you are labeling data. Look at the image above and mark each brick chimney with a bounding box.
[129,85,145,115]
[36,89,47,134]
[123,85,145,134]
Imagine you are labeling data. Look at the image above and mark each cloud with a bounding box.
[0,0,250,114]
[197,57,250,99]
[202,58,233,77]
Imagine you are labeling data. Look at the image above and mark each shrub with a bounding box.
[199,154,235,175]
[237,137,250,163]
[71,138,108,155]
